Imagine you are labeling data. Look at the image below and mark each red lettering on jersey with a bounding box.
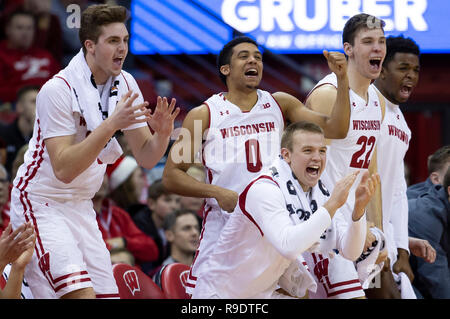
[259,123,266,132]
[314,257,329,283]
[220,122,275,139]
[220,128,229,138]
[79,116,86,127]
[387,125,409,145]
[123,270,140,296]
[263,103,270,109]
[352,120,380,131]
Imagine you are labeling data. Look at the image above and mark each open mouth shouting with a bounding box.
[245,68,259,79]
[306,164,320,177]
[399,83,413,100]
[113,56,124,69]
[369,57,382,72]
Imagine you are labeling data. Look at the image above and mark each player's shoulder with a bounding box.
[38,76,72,102]
[181,103,210,130]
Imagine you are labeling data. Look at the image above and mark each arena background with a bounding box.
[2,0,449,185]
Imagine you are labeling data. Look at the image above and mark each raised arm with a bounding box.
[162,105,238,213]
[46,90,152,183]
[277,51,350,139]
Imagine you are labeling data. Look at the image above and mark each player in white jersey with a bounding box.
[9,4,179,299]
[370,35,421,298]
[305,13,387,298]
[192,122,379,298]
[163,36,351,294]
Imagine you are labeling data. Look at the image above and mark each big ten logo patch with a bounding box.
[123,270,140,296]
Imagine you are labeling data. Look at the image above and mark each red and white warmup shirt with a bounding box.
[12,70,145,201]
[192,168,331,299]
[186,89,284,293]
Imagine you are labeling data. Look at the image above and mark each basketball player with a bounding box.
[9,4,179,299]
[371,35,421,298]
[305,13,387,298]
[192,121,379,299]
[162,36,351,294]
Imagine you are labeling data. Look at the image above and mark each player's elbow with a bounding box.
[162,168,176,192]
[53,167,76,184]
[324,125,348,139]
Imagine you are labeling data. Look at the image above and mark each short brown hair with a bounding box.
[343,13,385,45]
[79,4,128,54]
[428,145,450,174]
[281,121,324,151]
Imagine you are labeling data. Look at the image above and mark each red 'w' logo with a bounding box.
[179,270,189,288]
[314,258,329,283]
[123,270,140,295]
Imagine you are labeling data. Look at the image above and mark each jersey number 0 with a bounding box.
[245,139,263,172]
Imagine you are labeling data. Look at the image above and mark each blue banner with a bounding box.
[130,0,450,54]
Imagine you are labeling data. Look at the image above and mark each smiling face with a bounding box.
[221,42,263,91]
[85,22,128,84]
[281,130,327,192]
[377,52,420,104]
[344,27,386,80]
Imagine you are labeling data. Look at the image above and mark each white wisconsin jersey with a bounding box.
[186,90,284,294]
[312,73,383,223]
[314,73,383,186]
[373,85,411,254]
[202,89,284,210]
[13,71,145,201]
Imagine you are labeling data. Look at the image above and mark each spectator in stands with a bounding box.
[0,164,10,236]
[132,179,181,276]
[10,144,28,183]
[24,0,63,63]
[408,166,450,298]
[0,86,38,178]
[93,173,159,268]
[0,10,59,103]
[107,155,149,217]
[162,210,199,267]
[50,0,91,66]
[407,145,450,199]
[110,247,135,266]
[0,221,35,299]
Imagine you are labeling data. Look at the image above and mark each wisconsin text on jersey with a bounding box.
[220,121,276,139]
[352,120,381,130]
[387,125,409,145]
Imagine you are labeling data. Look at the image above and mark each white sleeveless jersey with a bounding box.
[186,89,284,294]
[313,73,383,188]
[373,85,411,257]
[202,89,284,210]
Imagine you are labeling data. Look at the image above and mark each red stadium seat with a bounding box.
[112,263,165,299]
[0,274,6,290]
[159,263,190,299]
